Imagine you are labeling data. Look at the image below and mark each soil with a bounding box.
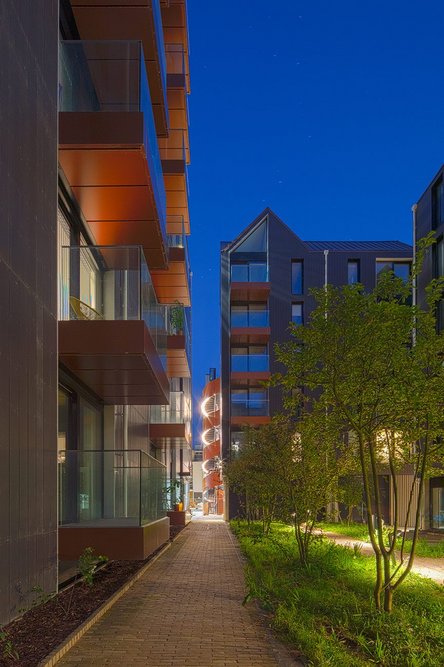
[0,525,185,667]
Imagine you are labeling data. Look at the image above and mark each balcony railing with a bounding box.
[59,245,167,368]
[167,303,191,363]
[231,399,269,417]
[59,39,166,236]
[231,354,269,372]
[167,217,191,290]
[165,43,187,87]
[150,391,191,423]
[58,449,166,527]
[231,309,269,328]
[231,263,268,282]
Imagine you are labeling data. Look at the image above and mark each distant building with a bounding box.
[415,166,444,530]
[201,370,224,515]
[220,208,413,519]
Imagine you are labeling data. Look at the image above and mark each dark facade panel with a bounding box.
[0,0,59,624]
[221,208,413,519]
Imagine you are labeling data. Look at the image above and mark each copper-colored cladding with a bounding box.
[166,333,190,377]
[230,415,271,426]
[151,247,190,306]
[162,0,190,91]
[230,372,271,386]
[59,517,170,561]
[59,320,170,405]
[230,327,271,344]
[203,440,220,462]
[70,0,169,136]
[230,282,271,301]
[150,423,191,448]
[164,171,189,235]
[59,112,168,269]
[203,470,222,490]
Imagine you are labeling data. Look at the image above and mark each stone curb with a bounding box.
[39,540,172,667]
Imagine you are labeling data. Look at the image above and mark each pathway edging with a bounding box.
[39,541,173,667]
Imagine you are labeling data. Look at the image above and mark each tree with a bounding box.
[274,244,444,611]
[225,412,345,565]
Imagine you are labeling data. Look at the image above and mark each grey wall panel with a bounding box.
[0,0,58,624]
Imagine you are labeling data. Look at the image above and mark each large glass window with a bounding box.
[231,262,267,282]
[231,388,268,416]
[431,479,444,529]
[376,261,410,282]
[231,345,269,372]
[348,260,360,285]
[292,261,303,294]
[231,303,268,327]
[291,303,303,325]
[432,178,444,230]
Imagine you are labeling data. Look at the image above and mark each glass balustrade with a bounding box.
[231,263,268,282]
[59,40,166,237]
[59,245,167,369]
[58,449,166,527]
[231,309,269,327]
[166,217,191,291]
[230,399,269,417]
[167,303,191,364]
[231,354,269,372]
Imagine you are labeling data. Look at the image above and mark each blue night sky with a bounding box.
[187,0,444,435]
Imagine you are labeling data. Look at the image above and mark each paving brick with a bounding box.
[58,521,300,666]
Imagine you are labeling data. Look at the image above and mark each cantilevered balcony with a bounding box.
[230,397,270,426]
[69,0,169,136]
[230,307,270,344]
[59,40,168,269]
[58,245,169,405]
[230,262,270,301]
[151,217,191,305]
[150,390,192,448]
[166,304,191,377]
[58,449,169,560]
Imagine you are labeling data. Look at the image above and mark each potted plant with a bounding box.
[169,302,184,335]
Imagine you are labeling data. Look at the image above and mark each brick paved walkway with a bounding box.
[58,520,300,666]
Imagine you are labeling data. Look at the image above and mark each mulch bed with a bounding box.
[0,525,186,667]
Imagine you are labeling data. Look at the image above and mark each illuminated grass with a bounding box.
[232,521,444,667]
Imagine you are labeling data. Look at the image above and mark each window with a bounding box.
[435,238,444,332]
[231,388,268,416]
[291,303,303,325]
[231,345,268,372]
[376,261,410,283]
[292,261,303,294]
[231,262,267,282]
[432,178,444,230]
[435,238,444,278]
[348,260,360,285]
[231,303,268,327]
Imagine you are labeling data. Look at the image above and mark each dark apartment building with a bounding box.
[415,165,444,531]
[1,0,192,624]
[220,209,413,519]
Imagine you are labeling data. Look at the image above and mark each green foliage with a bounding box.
[233,521,444,666]
[169,303,184,334]
[79,547,108,587]
[274,238,444,610]
[0,629,19,662]
[320,522,444,558]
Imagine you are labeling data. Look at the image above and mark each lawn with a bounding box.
[232,521,444,667]
[319,522,444,558]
